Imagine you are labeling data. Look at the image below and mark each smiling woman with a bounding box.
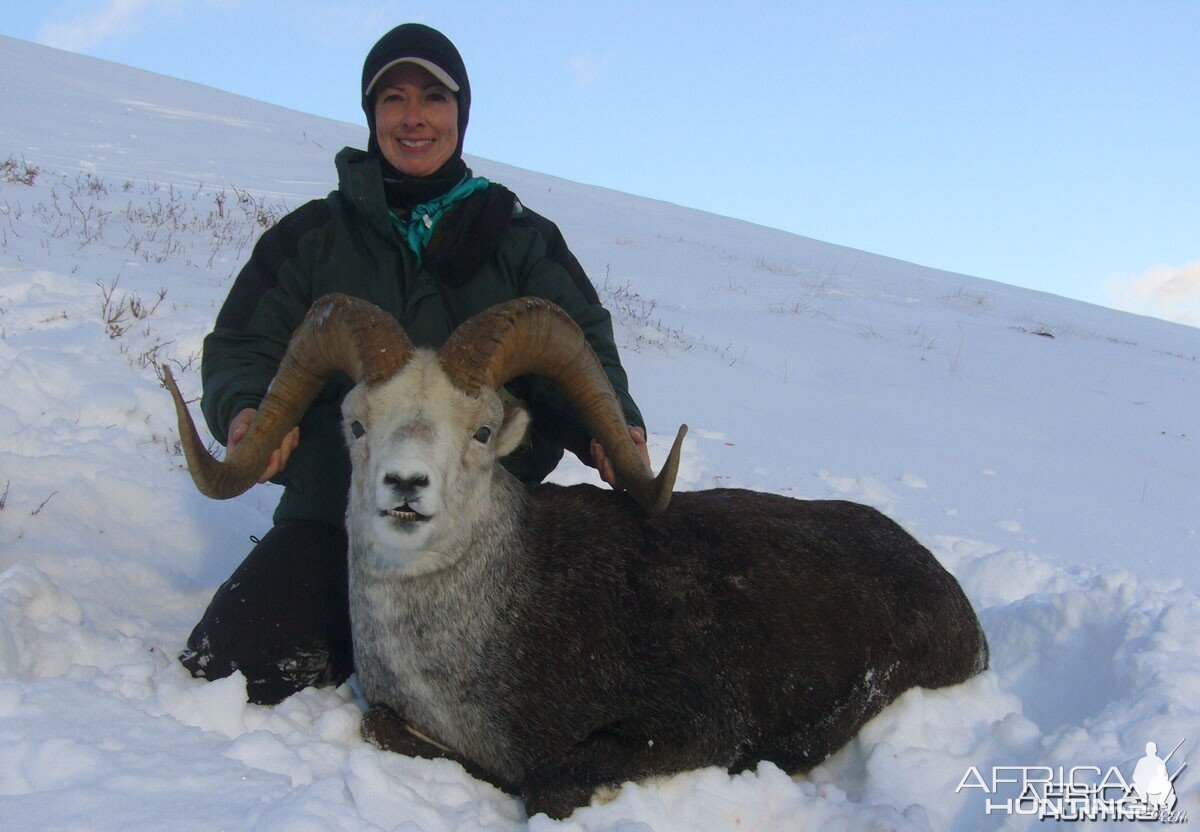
[179,22,652,705]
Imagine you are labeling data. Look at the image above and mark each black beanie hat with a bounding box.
[361,24,471,160]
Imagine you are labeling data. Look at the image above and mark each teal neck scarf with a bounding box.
[391,175,490,261]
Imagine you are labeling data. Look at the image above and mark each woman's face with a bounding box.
[372,63,459,177]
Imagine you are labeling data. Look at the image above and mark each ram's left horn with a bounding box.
[437,296,685,513]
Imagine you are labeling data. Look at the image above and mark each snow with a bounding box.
[2,33,1199,830]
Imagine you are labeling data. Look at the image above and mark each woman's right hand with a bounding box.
[228,407,300,484]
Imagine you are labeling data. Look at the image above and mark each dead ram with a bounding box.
[165,294,988,819]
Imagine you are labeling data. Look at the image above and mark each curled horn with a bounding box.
[165,293,413,499]
[437,297,687,513]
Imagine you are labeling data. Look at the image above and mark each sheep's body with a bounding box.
[349,476,988,817]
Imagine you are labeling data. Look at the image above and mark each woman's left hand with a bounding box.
[591,426,652,490]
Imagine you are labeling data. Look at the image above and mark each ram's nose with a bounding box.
[383,472,430,501]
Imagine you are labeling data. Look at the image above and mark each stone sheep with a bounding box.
[165,293,988,818]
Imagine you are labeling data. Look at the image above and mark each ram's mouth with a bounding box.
[381,504,432,523]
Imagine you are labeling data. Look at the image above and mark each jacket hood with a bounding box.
[334,147,394,241]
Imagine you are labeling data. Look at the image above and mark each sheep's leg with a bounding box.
[361,704,448,757]
[521,719,738,820]
[360,704,518,794]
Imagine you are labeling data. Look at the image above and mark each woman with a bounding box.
[181,23,650,705]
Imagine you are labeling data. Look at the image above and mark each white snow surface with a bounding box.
[1,35,1198,831]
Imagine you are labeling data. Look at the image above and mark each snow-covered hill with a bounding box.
[1,34,1197,830]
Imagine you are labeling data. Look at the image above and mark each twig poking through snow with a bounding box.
[31,491,58,516]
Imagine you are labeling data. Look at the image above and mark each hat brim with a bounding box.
[365,58,460,96]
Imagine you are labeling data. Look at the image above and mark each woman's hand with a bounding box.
[228,407,300,484]
[591,426,651,490]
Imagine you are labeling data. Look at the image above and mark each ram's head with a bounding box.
[336,346,533,566]
[165,295,686,556]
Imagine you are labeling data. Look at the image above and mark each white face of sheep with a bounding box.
[340,350,530,574]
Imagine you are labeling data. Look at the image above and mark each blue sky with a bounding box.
[4,1,1198,326]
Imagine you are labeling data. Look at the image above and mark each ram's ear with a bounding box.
[494,403,531,458]
[341,385,370,444]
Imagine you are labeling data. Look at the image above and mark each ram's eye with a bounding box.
[350,420,366,439]
[473,426,492,444]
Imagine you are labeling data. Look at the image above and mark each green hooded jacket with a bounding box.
[201,147,643,528]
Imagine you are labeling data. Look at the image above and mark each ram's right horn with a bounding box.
[166,293,414,499]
